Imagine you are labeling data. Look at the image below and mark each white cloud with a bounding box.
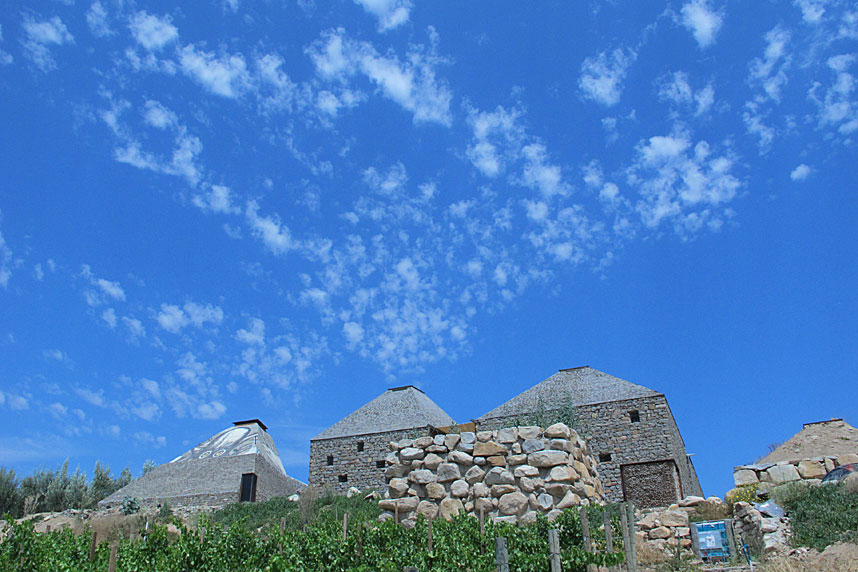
[197,401,226,419]
[790,163,812,180]
[520,143,567,197]
[179,45,250,98]
[143,100,177,129]
[657,71,714,116]
[132,431,166,446]
[749,26,791,103]
[97,278,126,301]
[795,0,827,23]
[363,163,408,196]
[343,321,364,348]
[21,15,74,71]
[131,402,160,421]
[86,2,112,37]
[101,308,117,328]
[141,378,160,399]
[43,348,68,361]
[193,184,240,214]
[579,48,637,107]
[156,301,223,333]
[123,316,146,339]
[245,201,297,255]
[465,105,523,177]
[0,25,12,66]
[355,0,412,31]
[809,54,858,136]
[307,28,452,125]
[76,387,105,407]
[48,402,67,418]
[114,131,203,187]
[0,217,12,288]
[236,317,266,346]
[130,11,178,51]
[680,0,724,48]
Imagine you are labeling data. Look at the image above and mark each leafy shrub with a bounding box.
[776,481,858,551]
[121,496,140,515]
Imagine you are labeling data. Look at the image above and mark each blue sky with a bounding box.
[1,0,856,498]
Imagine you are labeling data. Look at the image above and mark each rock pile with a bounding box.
[378,423,604,526]
[732,501,789,556]
[634,496,723,554]
[733,453,858,487]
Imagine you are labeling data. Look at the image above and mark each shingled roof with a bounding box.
[312,385,456,440]
[477,366,661,421]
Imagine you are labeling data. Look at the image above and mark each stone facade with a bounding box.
[479,394,702,507]
[379,423,604,526]
[733,453,858,487]
[310,427,433,494]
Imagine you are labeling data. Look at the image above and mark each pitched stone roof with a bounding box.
[759,418,858,464]
[477,366,661,421]
[312,385,456,440]
[170,420,287,476]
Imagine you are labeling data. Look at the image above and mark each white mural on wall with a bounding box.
[170,422,287,476]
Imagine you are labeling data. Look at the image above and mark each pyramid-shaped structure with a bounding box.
[759,418,858,464]
[100,419,304,510]
[313,385,455,440]
[477,366,660,422]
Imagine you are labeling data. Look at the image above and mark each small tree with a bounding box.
[142,459,157,474]
[0,467,22,518]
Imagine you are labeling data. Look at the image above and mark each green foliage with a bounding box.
[121,496,140,515]
[2,507,626,572]
[776,481,858,551]
[0,467,23,518]
[142,460,157,475]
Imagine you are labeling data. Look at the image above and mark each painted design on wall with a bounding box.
[170,424,287,476]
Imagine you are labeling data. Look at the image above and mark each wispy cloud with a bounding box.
[790,163,812,180]
[179,45,250,98]
[579,48,637,107]
[130,11,178,51]
[86,1,112,37]
[680,0,725,49]
[21,15,74,72]
[156,301,224,334]
[354,0,412,32]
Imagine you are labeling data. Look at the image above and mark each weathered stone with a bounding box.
[464,500,474,512]
[474,441,507,457]
[547,509,562,521]
[457,442,475,453]
[837,453,858,466]
[529,450,569,467]
[497,428,518,443]
[451,479,470,498]
[518,426,542,440]
[556,490,581,509]
[507,454,527,465]
[449,450,473,465]
[573,460,589,477]
[484,467,516,485]
[474,497,493,513]
[415,436,434,449]
[463,465,485,485]
[493,515,518,524]
[409,469,437,485]
[537,493,554,511]
[797,460,825,479]
[636,512,660,529]
[522,439,545,454]
[734,469,759,486]
[439,498,464,521]
[397,438,415,449]
[473,483,490,497]
[426,445,447,453]
[544,423,572,439]
[519,510,538,525]
[676,527,690,537]
[499,492,528,515]
[433,434,446,446]
[437,463,461,482]
[660,510,688,527]
[389,478,409,498]
[519,476,537,493]
[426,482,446,500]
[550,439,575,453]
[459,432,476,444]
[417,500,438,520]
[400,447,425,461]
[476,431,493,442]
[761,518,778,533]
[411,460,424,470]
[378,512,394,522]
[767,464,800,484]
[423,453,443,470]
[491,484,518,497]
[649,526,671,539]
[379,496,419,512]
[444,434,461,450]
[825,458,836,472]
[679,496,705,507]
[512,443,522,454]
[473,456,486,465]
[385,463,409,479]
[487,455,506,467]
[548,465,579,483]
[408,484,426,498]
[514,464,540,478]
[385,452,399,465]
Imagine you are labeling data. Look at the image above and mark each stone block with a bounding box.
[528,450,569,467]
[507,454,527,465]
[797,460,825,479]
[464,465,485,484]
[514,465,539,478]
[449,451,473,465]
[426,482,446,500]
[491,484,518,497]
[474,441,506,457]
[556,490,581,509]
[497,428,518,443]
[519,477,537,493]
[444,434,461,450]
[476,431,493,442]
[544,423,572,439]
[437,463,461,483]
[423,453,443,470]
[498,492,528,515]
[519,510,538,525]
[660,510,688,527]
[379,496,419,512]
[389,478,409,498]
[767,464,800,484]
[400,447,424,461]
[836,453,858,466]
[537,493,554,511]
[522,439,545,454]
[548,465,579,483]
[451,479,469,498]
[417,500,438,520]
[409,470,437,485]
[473,483,489,497]
[439,498,463,521]
[485,467,515,485]
[649,526,671,539]
[459,432,476,444]
[733,469,759,486]
[550,439,574,453]
[487,455,506,467]
[518,426,542,440]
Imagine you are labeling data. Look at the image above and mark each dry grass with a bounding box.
[758,543,858,572]
[636,540,668,565]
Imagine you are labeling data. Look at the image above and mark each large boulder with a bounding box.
[522,439,545,454]
[484,467,515,486]
[734,469,759,486]
[437,463,461,483]
[439,498,464,521]
[544,423,571,439]
[528,450,569,467]
[423,453,443,470]
[409,470,438,485]
[451,479,470,498]
[379,496,419,512]
[474,441,507,457]
[767,464,800,484]
[498,492,528,515]
[548,465,579,483]
[400,447,425,461]
[797,460,825,479]
[389,478,409,498]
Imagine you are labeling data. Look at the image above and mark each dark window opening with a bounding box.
[599,452,612,463]
[326,455,334,465]
[338,474,348,483]
[376,460,386,468]
[239,473,258,502]
[629,410,640,423]
[357,441,365,452]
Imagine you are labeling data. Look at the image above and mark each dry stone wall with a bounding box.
[733,453,858,487]
[378,423,604,526]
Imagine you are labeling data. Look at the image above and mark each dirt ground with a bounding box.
[761,419,858,464]
[757,542,858,572]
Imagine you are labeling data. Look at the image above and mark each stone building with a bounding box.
[309,385,455,493]
[475,366,702,507]
[100,419,305,510]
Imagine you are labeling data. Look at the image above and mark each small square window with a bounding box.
[629,410,640,423]
[357,441,365,452]
[376,460,385,468]
[326,455,334,466]
[338,474,348,483]
[599,452,612,463]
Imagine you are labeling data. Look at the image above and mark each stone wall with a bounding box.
[310,427,432,494]
[733,453,858,488]
[478,395,702,506]
[378,423,604,526]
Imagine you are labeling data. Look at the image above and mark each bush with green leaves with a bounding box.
[121,496,140,515]
[774,481,858,551]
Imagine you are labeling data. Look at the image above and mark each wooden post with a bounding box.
[625,502,637,572]
[357,525,363,559]
[279,516,286,555]
[427,517,434,553]
[199,526,205,543]
[342,512,349,542]
[479,507,485,554]
[579,506,595,572]
[724,519,737,560]
[46,525,51,533]
[403,567,419,572]
[603,510,616,572]
[548,529,562,572]
[619,504,631,572]
[89,531,98,561]
[108,543,118,572]
[394,503,399,524]
[496,537,509,572]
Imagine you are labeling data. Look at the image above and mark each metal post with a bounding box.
[496,537,509,572]
[548,528,562,572]
[603,510,616,572]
